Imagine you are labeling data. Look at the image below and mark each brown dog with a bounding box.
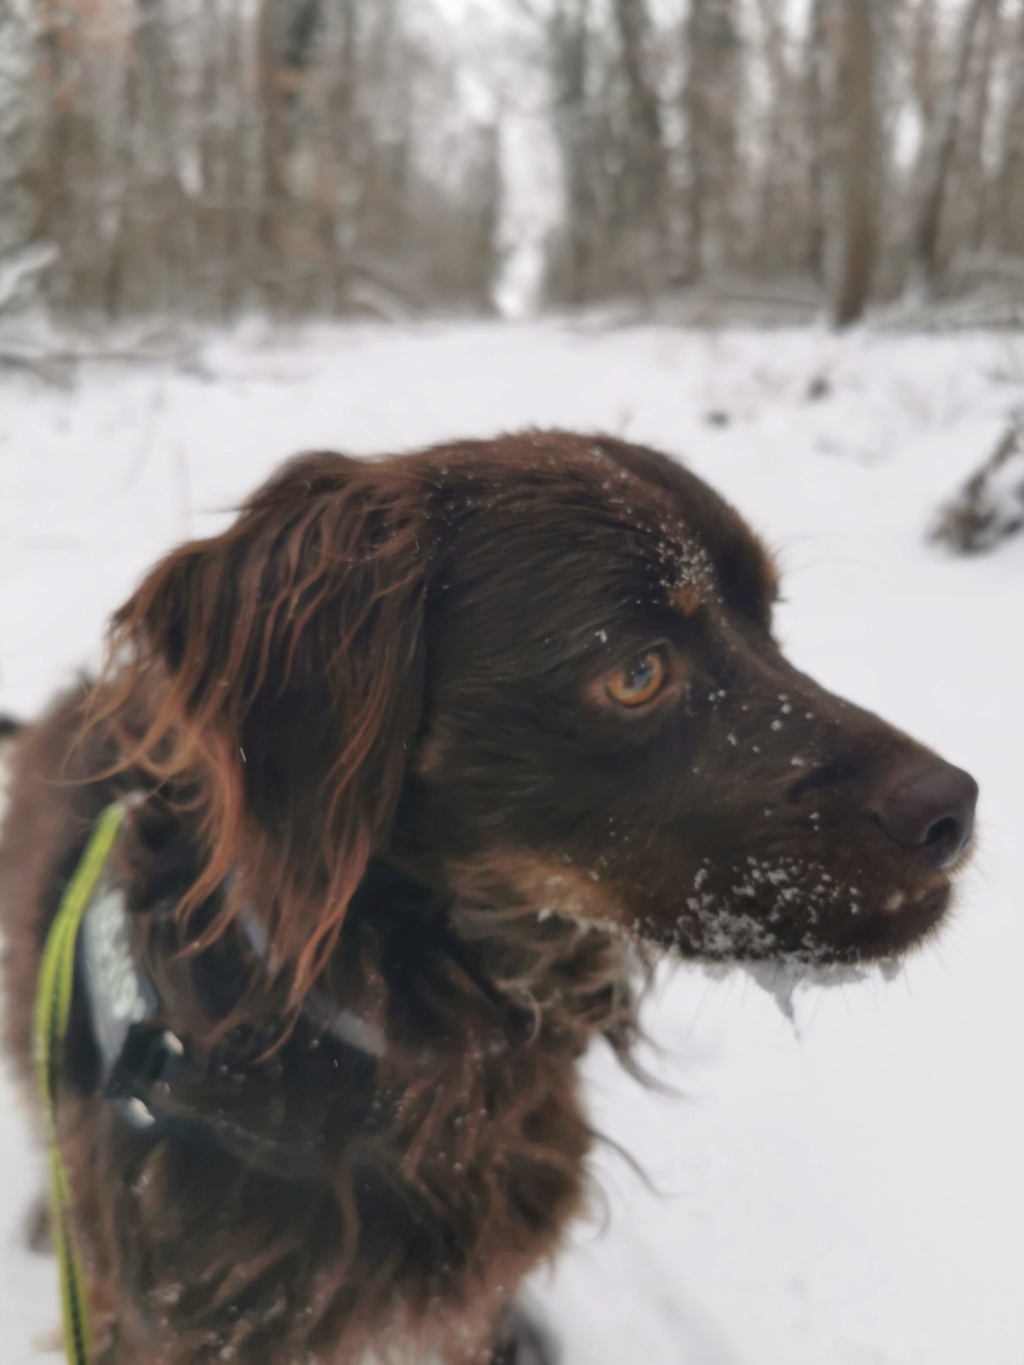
[0,434,977,1364]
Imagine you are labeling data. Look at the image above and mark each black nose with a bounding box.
[872,761,978,870]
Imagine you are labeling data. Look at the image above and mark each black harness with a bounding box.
[75,807,385,1167]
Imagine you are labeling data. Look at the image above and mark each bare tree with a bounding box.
[753,0,824,279]
[834,0,876,325]
[18,0,501,318]
[997,5,1024,254]
[258,0,288,281]
[803,0,834,282]
[911,0,1001,291]
[327,0,360,307]
[684,0,741,281]
[0,0,43,307]
[610,0,667,292]
[14,0,1024,323]
[959,0,1000,253]
[909,0,941,130]
[548,0,595,302]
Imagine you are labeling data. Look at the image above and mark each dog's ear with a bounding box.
[104,451,430,996]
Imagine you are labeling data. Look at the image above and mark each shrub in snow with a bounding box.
[931,413,1024,553]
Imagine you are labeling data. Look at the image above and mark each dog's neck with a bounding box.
[123,809,639,1098]
[349,853,641,1056]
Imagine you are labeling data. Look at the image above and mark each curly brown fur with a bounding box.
[0,433,977,1363]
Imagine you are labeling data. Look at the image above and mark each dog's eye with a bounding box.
[605,649,669,708]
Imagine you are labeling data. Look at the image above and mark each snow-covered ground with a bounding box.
[1,320,1021,1365]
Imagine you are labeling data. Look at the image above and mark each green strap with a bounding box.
[33,802,127,1365]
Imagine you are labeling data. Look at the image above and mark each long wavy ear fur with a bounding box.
[95,452,431,1002]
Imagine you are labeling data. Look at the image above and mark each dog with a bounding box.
[0,434,977,1364]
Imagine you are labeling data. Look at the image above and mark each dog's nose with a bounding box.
[872,760,978,870]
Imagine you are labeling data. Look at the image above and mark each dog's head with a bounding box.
[109,435,977,999]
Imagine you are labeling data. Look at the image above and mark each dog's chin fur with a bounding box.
[0,435,975,1364]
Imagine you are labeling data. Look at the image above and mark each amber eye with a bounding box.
[605,649,669,708]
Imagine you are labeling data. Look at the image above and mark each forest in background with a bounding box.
[1,0,1023,326]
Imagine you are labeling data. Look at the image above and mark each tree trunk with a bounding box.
[130,0,184,312]
[684,0,741,282]
[803,0,832,282]
[611,0,667,292]
[909,0,940,130]
[549,0,594,303]
[755,0,811,277]
[997,7,1024,254]
[0,0,38,272]
[911,0,998,292]
[961,0,1000,254]
[329,0,359,307]
[834,0,875,327]
[259,0,288,298]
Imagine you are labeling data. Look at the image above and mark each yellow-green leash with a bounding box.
[33,802,127,1365]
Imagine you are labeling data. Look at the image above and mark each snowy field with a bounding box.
[0,320,1021,1365]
